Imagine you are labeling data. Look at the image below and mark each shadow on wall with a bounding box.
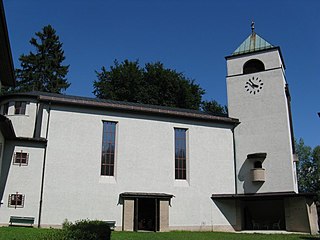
[212,199,237,230]
[117,195,124,205]
[0,142,14,202]
[238,157,263,193]
[0,141,45,203]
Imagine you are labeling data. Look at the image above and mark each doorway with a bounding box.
[135,198,159,231]
[121,192,173,232]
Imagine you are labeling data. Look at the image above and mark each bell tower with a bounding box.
[226,23,298,194]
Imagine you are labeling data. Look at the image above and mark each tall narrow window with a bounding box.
[101,121,116,176]
[175,128,187,180]
[14,101,26,115]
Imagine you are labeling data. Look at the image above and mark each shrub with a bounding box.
[62,219,111,240]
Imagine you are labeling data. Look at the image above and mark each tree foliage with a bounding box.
[201,100,228,116]
[296,138,320,203]
[93,59,229,112]
[14,25,70,93]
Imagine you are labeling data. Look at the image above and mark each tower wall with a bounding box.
[226,49,298,194]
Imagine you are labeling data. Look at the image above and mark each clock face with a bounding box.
[244,76,263,95]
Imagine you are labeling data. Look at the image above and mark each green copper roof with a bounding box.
[232,32,274,56]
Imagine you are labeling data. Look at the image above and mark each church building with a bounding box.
[0,4,318,233]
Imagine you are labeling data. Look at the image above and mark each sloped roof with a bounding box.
[120,192,174,199]
[0,91,239,125]
[232,32,274,56]
[0,0,15,87]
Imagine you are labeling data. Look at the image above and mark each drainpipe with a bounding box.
[38,102,51,228]
[232,127,238,195]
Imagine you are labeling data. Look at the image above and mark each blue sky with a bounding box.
[4,0,320,148]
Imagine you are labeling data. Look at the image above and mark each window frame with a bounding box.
[8,193,25,208]
[174,128,188,180]
[100,121,117,177]
[14,101,26,115]
[13,151,29,166]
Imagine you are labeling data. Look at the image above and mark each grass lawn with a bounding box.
[112,231,319,240]
[0,227,319,240]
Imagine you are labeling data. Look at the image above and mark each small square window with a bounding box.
[8,193,25,208]
[13,152,29,166]
[14,101,26,115]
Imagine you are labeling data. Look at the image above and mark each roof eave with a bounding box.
[0,92,240,126]
[14,137,47,144]
[211,191,317,200]
[0,0,15,87]
[38,95,240,126]
[120,192,174,199]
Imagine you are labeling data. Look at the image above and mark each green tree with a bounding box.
[296,138,320,203]
[93,60,205,110]
[14,25,70,93]
[201,99,228,116]
[93,60,146,103]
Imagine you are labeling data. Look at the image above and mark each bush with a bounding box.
[62,219,111,240]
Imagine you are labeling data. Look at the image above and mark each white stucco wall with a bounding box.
[37,105,236,228]
[226,49,284,76]
[40,106,49,139]
[0,143,44,224]
[226,49,297,194]
[0,100,37,138]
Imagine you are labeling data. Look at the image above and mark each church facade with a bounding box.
[0,22,318,233]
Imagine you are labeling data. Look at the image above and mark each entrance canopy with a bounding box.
[120,192,174,199]
[211,191,318,234]
[211,191,316,200]
[120,192,174,232]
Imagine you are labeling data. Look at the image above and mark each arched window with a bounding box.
[254,161,263,169]
[243,59,265,74]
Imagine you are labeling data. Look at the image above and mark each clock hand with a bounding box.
[249,79,259,88]
[246,82,254,88]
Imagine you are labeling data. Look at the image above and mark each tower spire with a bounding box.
[232,22,274,56]
[251,21,255,34]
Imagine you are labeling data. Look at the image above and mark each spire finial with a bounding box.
[251,21,255,34]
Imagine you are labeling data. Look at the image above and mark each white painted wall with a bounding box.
[37,105,236,228]
[226,49,298,194]
[40,106,49,139]
[226,49,284,76]
[1,100,37,138]
[0,144,44,224]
